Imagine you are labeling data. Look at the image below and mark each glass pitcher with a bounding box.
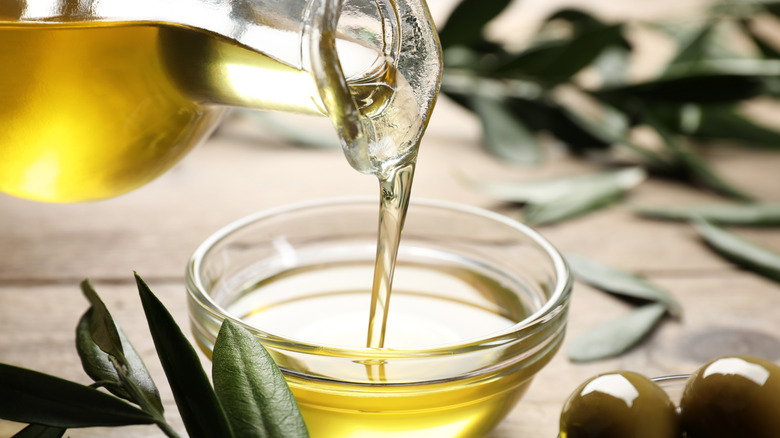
[0,0,441,202]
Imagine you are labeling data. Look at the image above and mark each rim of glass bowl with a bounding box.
[186,197,573,360]
[653,374,691,404]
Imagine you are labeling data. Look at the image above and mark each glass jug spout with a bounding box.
[0,0,441,201]
[306,0,442,176]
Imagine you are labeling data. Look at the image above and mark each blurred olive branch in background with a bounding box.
[436,0,780,361]
[259,0,780,223]
[439,0,780,193]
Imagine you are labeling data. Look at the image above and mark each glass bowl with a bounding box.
[186,197,572,437]
[653,374,691,406]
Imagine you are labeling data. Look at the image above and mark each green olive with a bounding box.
[680,355,780,438]
[560,371,679,438]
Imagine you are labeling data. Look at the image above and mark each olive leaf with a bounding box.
[0,363,154,428]
[135,273,235,438]
[506,96,613,153]
[564,252,682,317]
[79,279,126,364]
[522,167,647,225]
[493,24,626,84]
[4,274,313,437]
[646,115,753,201]
[437,0,512,49]
[461,167,646,225]
[635,202,780,226]
[658,104,780,149]
[694,219,780,283]
[469,94,542,164]
[663,24,715,75]
[739,19,780,59]
[665,58,780,77]
[76,288,163,414]
[523,184,624,226]
[554,92,631,142]
[12,425,66,438]
[461,166,646,205]
[553,97,672,167]
[594,45,631,86]
[545,8,625,35]
[595,73,768,105]
[213,319,309,438]
[568,303,668,362]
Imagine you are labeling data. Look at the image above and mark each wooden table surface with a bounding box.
[2,1,779,437]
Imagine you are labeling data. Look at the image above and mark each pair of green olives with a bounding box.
[559,356,780,438]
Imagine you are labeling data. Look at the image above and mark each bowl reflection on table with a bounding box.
[186,198,572,438]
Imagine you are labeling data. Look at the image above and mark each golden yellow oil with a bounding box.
[1,23,217,202]
[218,261,547,437]
[0,21,395,202]
[288,368,533,438]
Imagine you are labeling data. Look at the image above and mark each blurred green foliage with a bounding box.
[439,0,780,200]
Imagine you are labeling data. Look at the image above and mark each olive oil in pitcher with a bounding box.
[0,21,404,202]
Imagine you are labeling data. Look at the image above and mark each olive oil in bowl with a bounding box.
[227,261,539,437]
[187,198,572,437]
